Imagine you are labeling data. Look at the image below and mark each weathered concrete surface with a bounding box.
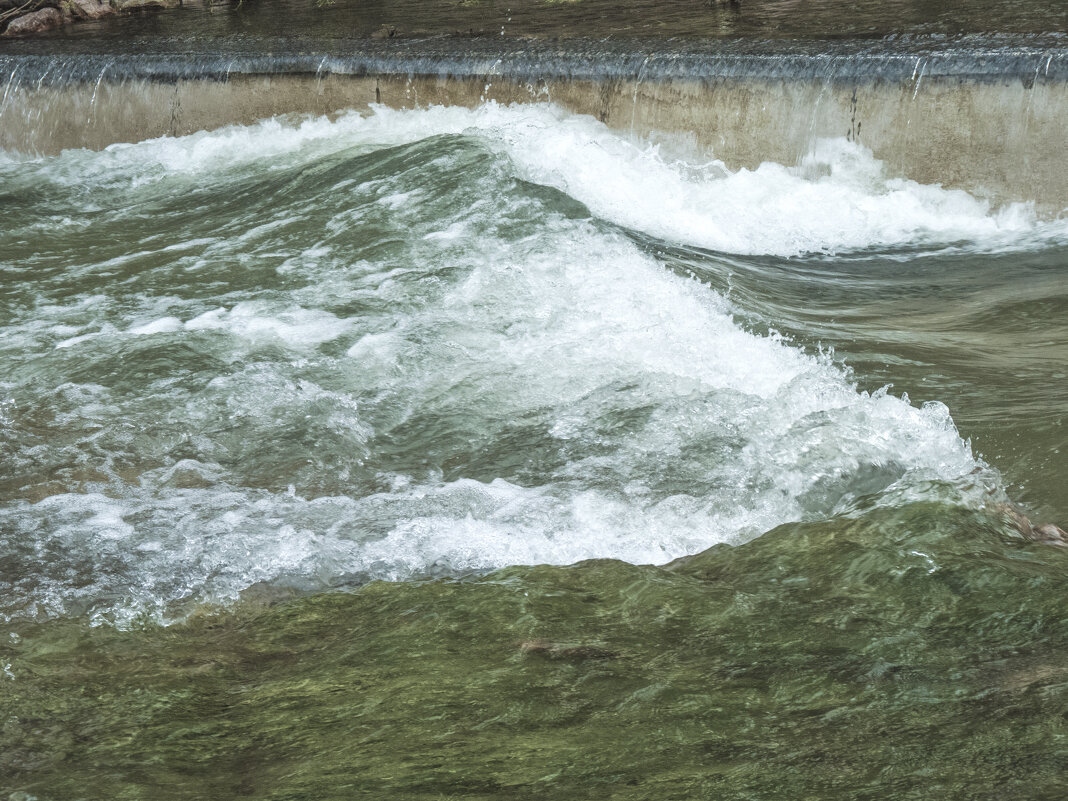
[0,70,1065,211]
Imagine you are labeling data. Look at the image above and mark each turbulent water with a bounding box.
[2,104,1067,798]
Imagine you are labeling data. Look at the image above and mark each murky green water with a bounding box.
[2,104,1067,798]
[5,505,1068,800]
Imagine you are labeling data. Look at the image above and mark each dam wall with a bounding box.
[1,41,1066,211]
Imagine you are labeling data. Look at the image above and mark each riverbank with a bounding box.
[0,0,174,38]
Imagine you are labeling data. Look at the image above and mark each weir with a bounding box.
[1,37,1067,212]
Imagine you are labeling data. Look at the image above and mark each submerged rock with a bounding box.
[66,0,115,19]
[1001,504,1068,547]
[1029,523,1068,547]
[2,6,64,35]
[519,639,619,660]
[118,0,179,10]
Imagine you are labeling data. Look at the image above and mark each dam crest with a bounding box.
[1,36,1066,211]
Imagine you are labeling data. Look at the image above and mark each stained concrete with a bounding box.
[1,67,1065,212]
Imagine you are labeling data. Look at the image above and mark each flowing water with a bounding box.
[1,103,1067,798]
[12,0,1068,42]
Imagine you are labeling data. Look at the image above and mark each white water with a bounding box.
[1,103,1039,626]
[14,102,1065,255]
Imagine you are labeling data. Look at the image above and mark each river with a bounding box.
[1,14,1067,800]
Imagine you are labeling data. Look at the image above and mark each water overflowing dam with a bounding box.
[1,3,1067,798]
[3,36,1068,208]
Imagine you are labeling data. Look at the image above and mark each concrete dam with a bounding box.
[1,36,1066,212]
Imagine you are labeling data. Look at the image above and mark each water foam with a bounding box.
[0,103,1022,626]
[0,220,998,626]
[16,102,1064,256]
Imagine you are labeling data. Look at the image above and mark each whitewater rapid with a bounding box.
[2,103,1061,626]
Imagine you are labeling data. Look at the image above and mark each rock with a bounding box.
[519,639,618,660]
[118,0,179,11]
[1030,523,1068,547]
[1001,662,1068,692]
[66,0,114,19]
[1000,503,1068,548]
[2,6,64,36]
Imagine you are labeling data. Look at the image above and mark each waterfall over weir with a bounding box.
[1,36,1067,211]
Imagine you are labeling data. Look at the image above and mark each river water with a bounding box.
[1,102,1067,797]
[13,0,1068,42]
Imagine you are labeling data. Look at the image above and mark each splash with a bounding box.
[0,103,1037,626]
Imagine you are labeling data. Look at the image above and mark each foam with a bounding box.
[1,102,1034,628]
[0,218,999,626]
[469,106,1066,256]
[14,103,1066,256]
[182,303,352,347]
[48,303,351,351]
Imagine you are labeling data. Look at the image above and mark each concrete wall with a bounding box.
[1,71,1065,212]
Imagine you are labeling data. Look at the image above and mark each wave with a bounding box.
[0,103,1035,626]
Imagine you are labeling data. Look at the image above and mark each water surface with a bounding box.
[12,0,1068,43]
[1,104,1066,798]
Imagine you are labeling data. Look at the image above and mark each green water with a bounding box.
[654,243,1068,524]
[1,104,1067,798]
[4,507,1068,799]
